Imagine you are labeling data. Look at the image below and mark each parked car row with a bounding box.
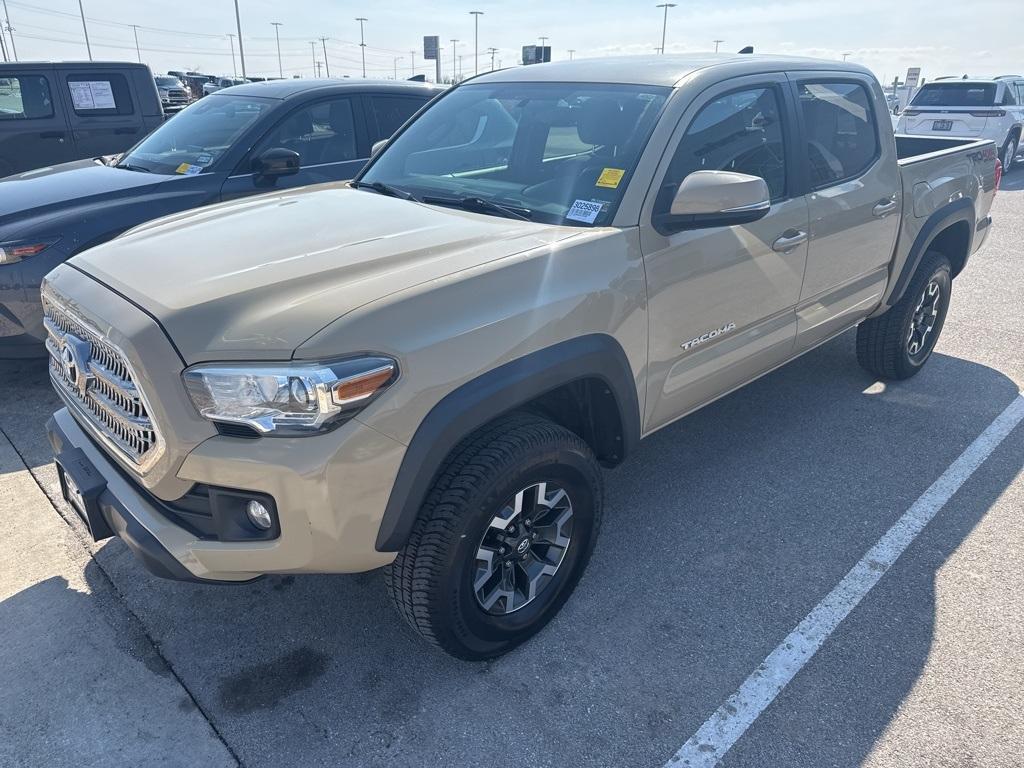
[17,54,998,658]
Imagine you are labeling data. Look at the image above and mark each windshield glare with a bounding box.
[361,82,670,226]
[119,95,271,174]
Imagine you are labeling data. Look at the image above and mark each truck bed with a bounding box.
[895,135,990,164]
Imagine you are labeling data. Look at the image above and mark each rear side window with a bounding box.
[1001,86,1017,106]
[911,83,997,108]
[0,75,54,120]
[799,82,878,188]
[660,86,788,204]
[367,95,426,142]
[66,73,134,116]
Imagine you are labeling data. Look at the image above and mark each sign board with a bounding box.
[522,45,551,66]
[905,67,921,89]
[68,80,116,111]
[423,36,440,61]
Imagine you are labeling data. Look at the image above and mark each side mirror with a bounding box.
[253,147,300,178]
[371,139,388,156]
[660,170,771,232]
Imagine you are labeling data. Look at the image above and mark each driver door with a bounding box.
[220,96,367,201]
[640,74,809,432]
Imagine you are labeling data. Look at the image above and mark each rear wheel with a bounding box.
[856,251,952,380]
[384,413,603,660]
[1002,135,1018,173]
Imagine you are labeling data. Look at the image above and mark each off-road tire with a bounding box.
[856,250,952,380]
[384,413,603,660]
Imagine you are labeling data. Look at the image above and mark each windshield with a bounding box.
[911,83,997,108]
[360,82,670,226]
[155,77,180,88]
[119,94,272,174]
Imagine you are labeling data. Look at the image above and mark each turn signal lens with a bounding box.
[331,364,396,407]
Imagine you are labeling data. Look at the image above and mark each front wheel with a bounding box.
[1002,136,1018,173]
[856,251,952,380]
[384,414,603,660]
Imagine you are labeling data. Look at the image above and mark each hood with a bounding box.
[0,161,166,232]
[70,184,581,363]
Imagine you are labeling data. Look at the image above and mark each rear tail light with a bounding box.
[969,110,1006,117]
[901,108,921,116]
[994,159,1003,193]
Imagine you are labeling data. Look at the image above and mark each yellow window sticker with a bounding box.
[596,168,626,189]
[175,163,192,174]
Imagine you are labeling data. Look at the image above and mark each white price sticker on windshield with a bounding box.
[566,199,603,224]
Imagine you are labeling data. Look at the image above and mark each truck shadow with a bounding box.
[35,330,1014,768]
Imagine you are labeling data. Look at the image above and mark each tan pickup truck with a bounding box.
[43,55,999,659]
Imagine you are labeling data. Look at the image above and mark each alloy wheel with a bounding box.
[907,279,942,358]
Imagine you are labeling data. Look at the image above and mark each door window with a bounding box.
[251,98,358,168]
[366,95,426,142]
[1000,86,1017,106]
[65,73,134,116]
[0,76,54,120]
[656,86,787,216]
[798,82,878,188]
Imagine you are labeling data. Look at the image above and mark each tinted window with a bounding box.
[367,95,426,142]
[66,73,133,116]
[252,98,359,167]
[119,94,270,174]
[659,86,787,207]
[799,82,878,188]
[1001,86,1017,106]
[911,83,997,108]
[0,75,54,120]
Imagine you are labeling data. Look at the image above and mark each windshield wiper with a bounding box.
[421,195,532,221]
[117,162,152,173]
[351,180,418,201]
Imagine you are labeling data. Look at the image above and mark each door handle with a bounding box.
[772,229,808,253]
[114,127,139,135]
[872,198,898,218]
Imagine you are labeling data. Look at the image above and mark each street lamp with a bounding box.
[393,56,403,79]
[271,22,283,78]
[487,46,498,70]
[470,10,483,75]
[842,52,852,61]
[568,48,575,60]
[355,18,368,77]
[227,33,237,77]
[232,0,246,77]
[77,0,92,61]
[713,39,724,53]
[320,37,331,78]
[410,50,416,77]
[450,38,458,82]
[131,24,141,63]
[309,41,317,76]
[656,3,676,55]
[2,0,17,62]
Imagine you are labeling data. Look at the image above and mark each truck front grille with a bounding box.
[43,294,164,472]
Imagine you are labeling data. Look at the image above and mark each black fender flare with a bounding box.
[889,197,975,304]
[374,334,641,552]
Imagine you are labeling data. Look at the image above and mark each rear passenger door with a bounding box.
[364,93,429,145]
[0,71,75,176]
[220,96,367,200]
[790,74,901,351]
[59,69,144,157]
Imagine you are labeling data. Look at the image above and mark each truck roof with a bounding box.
[0,61,153,71]
[224,78,446,100]
[472,53,873,88]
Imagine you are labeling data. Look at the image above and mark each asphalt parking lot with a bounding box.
[2,175,1022,768]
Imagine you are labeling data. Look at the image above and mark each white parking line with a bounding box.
[665,394,1024,768]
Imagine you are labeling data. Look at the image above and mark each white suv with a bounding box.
[897,78,1023,171]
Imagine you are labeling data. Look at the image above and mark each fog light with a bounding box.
[246,499,273,530]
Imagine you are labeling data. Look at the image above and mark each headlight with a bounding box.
[182,357,397,436]
[0,238,59,265]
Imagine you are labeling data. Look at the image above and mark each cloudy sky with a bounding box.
[1,0,1018,85]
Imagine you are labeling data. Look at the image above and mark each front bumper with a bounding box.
[47,405,406,582]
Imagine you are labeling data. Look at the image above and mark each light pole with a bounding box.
[713,39,724,53]
[842,52,851,61]
[487,47,497,70]
[77,0,92,61]
[568,48,575,60]
[309,41,317,76]
[232,0,246,77]
[0,26,6,62]
[131,24,141,62]
[271,22,283,78]
[393,56,402,79]
[320,37,331,77]
[355,18,368,78]
[470,10,483,75]
[450,39,458,82]
[227,34,237,77]
[656,3,676,55]
[2,0,16,62]
[410,50,416,77]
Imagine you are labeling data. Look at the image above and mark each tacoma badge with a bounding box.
[681,322,736,351]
